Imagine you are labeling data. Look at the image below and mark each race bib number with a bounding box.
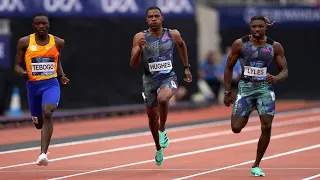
[244,66,267,77]
[31,57,55,76]
[148,60,172,72]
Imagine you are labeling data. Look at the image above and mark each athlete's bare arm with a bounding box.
[224,39,242,92]
[14,36,29,79]
[272,41,288,83]
[130,32,145,68]
[54,36,69,85]
[170,29,189,67]
[170,29,192,82]
[54,36,66,77]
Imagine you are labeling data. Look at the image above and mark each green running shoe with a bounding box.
[159,130,169,148]
[155,148,164,166]
[251,167,265,177]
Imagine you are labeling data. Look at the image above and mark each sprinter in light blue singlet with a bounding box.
[130,6,192,166]
[224,16,288,177]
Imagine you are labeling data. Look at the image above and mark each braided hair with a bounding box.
[251,16,275,26]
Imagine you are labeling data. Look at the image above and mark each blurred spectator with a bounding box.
[198,50,224,103]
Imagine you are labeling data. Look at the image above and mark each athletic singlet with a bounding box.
[25,33,60,82]
[239,35,274,81]
[141,28,175,77]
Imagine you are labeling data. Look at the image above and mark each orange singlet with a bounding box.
[24,33,60,82]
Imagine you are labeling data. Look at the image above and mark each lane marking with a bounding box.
[0,168,318,173]
[1,114,320,170]
[47,127,320,180]
[1,107,320,155]
[173,144,320,180]
[302,174,320,180]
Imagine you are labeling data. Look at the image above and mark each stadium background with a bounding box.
[0,0,319,122]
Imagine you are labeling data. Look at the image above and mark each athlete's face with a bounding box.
[33,16,49,36]
[250,20,267,40]
[146,9,163,30]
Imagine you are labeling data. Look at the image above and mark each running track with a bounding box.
[0,100,320,180]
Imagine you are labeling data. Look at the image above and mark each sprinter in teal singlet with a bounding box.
[130,6,192,166]
[224,16,288,176]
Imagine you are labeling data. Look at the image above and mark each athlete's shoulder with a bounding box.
[19,36,30,41]
[267,36,283,48]
[272,40,282,46]
[51,35,65,52]
[17,35,30,47]
[53,35,65,45]
[233,38,243,45]
[240,35,250,43]
[266,36,275,45]
[230,38,243,53]
[272,41,284,52]
[232,35,250,47]
[168,28,180,36]
[133,31,145,39]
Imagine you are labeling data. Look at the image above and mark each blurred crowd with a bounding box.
[190,48,241,105]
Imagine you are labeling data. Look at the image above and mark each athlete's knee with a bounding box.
[232,126,242,133]
[43,107,55,121]
[42,104,57,120]
[147,112,158,123]
[260,115,273,133]
[43,109,53,120]
[231,116,248,134]
[157,96,170,105]
[261,123,272,133]
[146,107,159,124]
[148,115,158,124]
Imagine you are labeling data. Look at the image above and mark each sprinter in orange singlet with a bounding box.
[14,13,69,166]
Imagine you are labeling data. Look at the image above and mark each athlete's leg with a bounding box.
[146,107,161,151]
[157,76,178,148]
[27,85,50,166]
[146,106,164,166]
[41,104,56,154]
[142,82,164,166]
[251,89,276,176]
[35,81,60,166]
[231,116,249,133]
[252,114,273,168]
[27,87,43,129]
[231,93,254,133]
[40,84,60,154]
[157,87,175,132]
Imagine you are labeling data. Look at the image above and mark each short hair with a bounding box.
[251,15,275,27]
[146,6,162,16]
[33,12,49,21]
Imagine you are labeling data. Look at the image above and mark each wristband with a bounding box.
[224,90,231,95]
[184,64,191,69]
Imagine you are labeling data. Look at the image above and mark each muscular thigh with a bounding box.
[159,75,178,92]
[232,93,255,118]
[27,87,44,129]
[256,89,276,116]
[42,85,60,108]
[142,75,178,108]
[142,77,158,108]
[27,87,43,117]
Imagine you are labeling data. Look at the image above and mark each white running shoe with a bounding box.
[36,152,49,166]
